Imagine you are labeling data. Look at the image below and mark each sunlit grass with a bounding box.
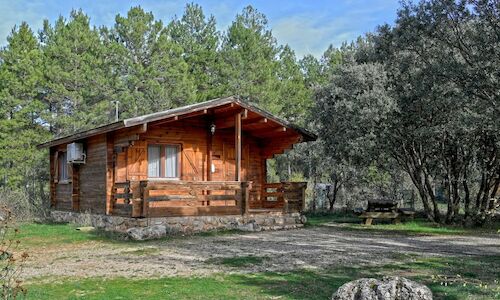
[12,222,500,299]
[305,212,500,235]
[14,223,98,248]
[25,255,500,300]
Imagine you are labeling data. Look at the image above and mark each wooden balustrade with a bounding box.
[141,180,245,217]
[112,180,250,218]
[111,182,133,216]
[111,180,305,217]
[262,182,307,213]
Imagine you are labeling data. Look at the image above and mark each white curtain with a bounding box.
[59,152,68,180]
[165,145,178,178]
[148,145,161,177]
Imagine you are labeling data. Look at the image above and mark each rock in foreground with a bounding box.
[332,276,432,300]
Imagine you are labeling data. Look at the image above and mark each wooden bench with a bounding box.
[399,208,416,220]
[358,199,414,225]
[359,211,401,225]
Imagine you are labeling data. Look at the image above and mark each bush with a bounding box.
[0,206,28,299]
[0,189,48,222]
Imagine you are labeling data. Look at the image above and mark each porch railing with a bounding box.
[112,180,251,218]
[261,182,307,213]
[111,180,306,217]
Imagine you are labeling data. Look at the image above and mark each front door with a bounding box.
[223,142,248,181]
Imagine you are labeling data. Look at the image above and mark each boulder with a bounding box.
[299,215,308,224]
[165,223,183,234]
[237,220,261,232]
[332,276,432,300]
[127,225,167,241]
[237,222,255,232]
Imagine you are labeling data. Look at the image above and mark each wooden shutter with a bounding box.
[182,145,200,181]
[115,151,128,182]
[127,141,147,181]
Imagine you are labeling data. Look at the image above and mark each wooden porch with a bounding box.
[111,180,306,218]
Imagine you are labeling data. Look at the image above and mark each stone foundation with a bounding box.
[50,210,307,240]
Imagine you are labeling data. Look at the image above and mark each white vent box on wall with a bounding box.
[67,142,86,163]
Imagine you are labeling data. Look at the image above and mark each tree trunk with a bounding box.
[328,179,340,212]
[407,169,434,221]
[311,176,318,212]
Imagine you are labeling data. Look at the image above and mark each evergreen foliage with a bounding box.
[0,1,498,225]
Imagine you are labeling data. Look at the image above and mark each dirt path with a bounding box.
[22,224,500,280]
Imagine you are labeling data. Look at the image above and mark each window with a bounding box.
[148,144,180,178]
[58,151,69,181]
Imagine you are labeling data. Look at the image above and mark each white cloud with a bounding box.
[271,1,398,58]
[272,15,355,58]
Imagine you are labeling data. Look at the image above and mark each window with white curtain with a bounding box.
[58,151,69,181]
[147,144,180,178]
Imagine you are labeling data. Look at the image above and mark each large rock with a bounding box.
[237,220,261,232]
[127,225,167,241]
[332,277,432,300]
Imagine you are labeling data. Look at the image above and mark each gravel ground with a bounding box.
[22,223,500,280]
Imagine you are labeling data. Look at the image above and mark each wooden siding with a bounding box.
[55,183,72,210]
[111,120,265,209]
[114,121,263,184]
[50,111,306,216]
[51,134,107,214]
[79,135,107,213]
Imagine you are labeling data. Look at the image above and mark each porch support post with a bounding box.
[105,133,115,215]
[207,114,214,182]
[241,181,251,215]
[235,112,242,181]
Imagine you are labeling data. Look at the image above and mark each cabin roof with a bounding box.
[37,96,317,148]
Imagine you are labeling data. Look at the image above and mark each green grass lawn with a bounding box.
[11,220,500,299]
[25,255,500,299]
[305,212,500,235]
[14,223,99,248]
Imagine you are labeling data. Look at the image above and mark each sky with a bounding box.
[0,0,400,58]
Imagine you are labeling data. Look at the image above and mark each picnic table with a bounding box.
[358,199,415,225]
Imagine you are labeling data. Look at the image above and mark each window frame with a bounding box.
[147,143,181,179]
[57,151,70,184]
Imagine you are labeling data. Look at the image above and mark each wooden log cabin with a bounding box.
[38,97,316,220]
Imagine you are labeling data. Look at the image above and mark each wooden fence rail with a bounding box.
[261,182,307,213]
[111,180,305,217]
[141,180,244,217]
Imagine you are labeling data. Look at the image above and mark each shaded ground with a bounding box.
[21,222,500,280]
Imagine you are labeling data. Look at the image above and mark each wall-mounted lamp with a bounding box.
[210,123,216,135]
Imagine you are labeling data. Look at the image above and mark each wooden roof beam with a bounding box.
[152,109,207,126]
[247,126,287,137]
[216,116,267,129]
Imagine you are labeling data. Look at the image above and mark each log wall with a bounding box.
[50,134,107,214]
[113,120,265,209]
[49,115,306,216]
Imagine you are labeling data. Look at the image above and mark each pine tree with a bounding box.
[41,10,114,134]
[0,23,49,198]
[220,6,280,112]
[168,4,221,101]
[108,6,194,117]
[275,45,312,124]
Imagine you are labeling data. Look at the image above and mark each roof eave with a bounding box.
[36,121,125,149]
[36,95,317,148]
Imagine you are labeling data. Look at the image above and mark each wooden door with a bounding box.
[223,142,249,181]
[224,144,235,181]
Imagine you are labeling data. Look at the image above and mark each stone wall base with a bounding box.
[50,210,307,240]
